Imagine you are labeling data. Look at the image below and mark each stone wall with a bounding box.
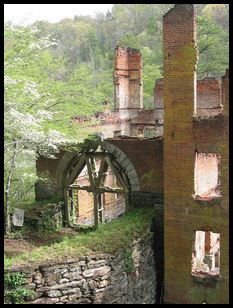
[130,192,163,208]
[5,238,156,304]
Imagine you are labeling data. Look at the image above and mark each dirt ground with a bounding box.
[4,228,78,258]
[4,238,37,257]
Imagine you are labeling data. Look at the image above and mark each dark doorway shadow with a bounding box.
[150,204,164,304]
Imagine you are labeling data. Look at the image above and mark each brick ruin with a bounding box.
[35,4,228,304]
[154,77,223,135]
[72,45,155,139]
[163,4,228,304]
[114,46,143,111]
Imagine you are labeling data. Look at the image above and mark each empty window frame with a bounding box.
[194,153,221,200]
[192,231,220,277]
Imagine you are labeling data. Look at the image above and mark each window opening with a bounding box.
[192,231,220,278]
[194,153,221,201]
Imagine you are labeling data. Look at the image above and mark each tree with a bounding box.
[197,15,229,79]
[202,4,229,29]
[4,23,73,233]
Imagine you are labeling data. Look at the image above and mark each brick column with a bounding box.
[163,4,198,303]
[154,78,164,136]
[222,69,229,117]
[220,69,229,303]
[113,46,143,120]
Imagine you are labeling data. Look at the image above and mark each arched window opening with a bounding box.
[64,151,129,227]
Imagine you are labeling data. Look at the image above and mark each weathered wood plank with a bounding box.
[93,192,99,228]
[85,155,95,187]
[96,157,107,187]
[105,156,129,192]
[66,154,86,186]
[68,184,125,194]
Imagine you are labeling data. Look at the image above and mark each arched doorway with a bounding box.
[63,150,129,227]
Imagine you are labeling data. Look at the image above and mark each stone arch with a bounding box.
[41,140,142,225]
[55,140,140,200]
[100,141,140,192]
[55,151,78,198]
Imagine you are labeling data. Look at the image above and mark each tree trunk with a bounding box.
[5,140,18,234]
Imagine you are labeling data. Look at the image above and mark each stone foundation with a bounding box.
[130,192,163,208]
[5,238,156,304]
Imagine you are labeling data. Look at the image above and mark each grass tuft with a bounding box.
[4,206,155,269]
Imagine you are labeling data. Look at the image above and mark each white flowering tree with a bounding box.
[4,23,76,233]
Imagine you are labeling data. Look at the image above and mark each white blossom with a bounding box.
[4,75,19,85]
[23,81,40,99]
[36,110,53,120]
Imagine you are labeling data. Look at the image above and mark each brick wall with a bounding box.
[114,46,143,111]
[196,78,222,113]
[154,78,222,109]
[107,138,163,194]
[163,4,228,304]
[154,78,222,135]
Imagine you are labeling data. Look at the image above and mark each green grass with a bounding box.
[4,206,155,269]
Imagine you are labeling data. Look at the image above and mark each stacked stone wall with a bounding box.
[5,238,156,304]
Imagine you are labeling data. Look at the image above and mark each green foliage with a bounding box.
[30,4,228,108]
[4,255,12,269]
[5,230,23,240]
[197,15,229,79]
[119,33,141,50]
[202,4,229,29]
[23,202,63,238]
[4,23,78,232]
[4,272,33,304]
[142,63,162,109]
[4,272,26,289]
[5,206,154,268]
[5,288,33,304]
[79,134,102,152]
[123,249,135,273]
[35,214,58,236]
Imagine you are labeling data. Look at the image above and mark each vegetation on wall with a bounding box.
[4,272,34,304]
[123,249,136,273]
[5,206,154,268]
